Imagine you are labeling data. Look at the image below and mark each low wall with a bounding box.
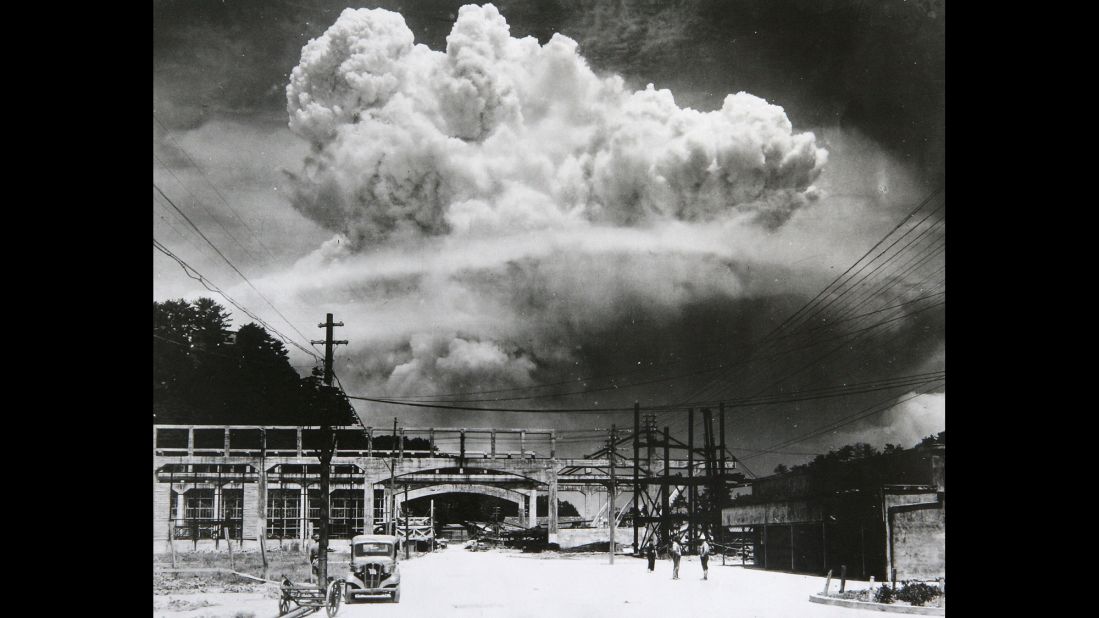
[557,528,615,549]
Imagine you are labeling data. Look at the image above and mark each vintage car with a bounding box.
[343,534,401,603]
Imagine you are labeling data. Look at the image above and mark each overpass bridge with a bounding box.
[153,418,745,553]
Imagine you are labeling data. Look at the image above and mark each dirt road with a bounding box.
[155,548,872,618]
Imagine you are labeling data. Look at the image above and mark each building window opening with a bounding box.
[266,488,301,540]
[330,489,365,538]
[220,488,243,541]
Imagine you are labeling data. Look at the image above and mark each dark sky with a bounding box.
[154,0,943,175]
[153,0,945,475]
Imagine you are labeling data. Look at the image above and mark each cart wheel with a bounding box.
[278,597,290,615]
[326,580,343,617]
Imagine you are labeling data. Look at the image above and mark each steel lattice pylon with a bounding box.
[572,405,748,556]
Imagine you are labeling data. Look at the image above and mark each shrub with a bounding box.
[874,585,896,604]
[896,581,942,607]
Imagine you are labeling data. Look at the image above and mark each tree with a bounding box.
[773,463,790,475]
[153,298,349,425]
[535,496,580,517]
[190,297,232,352]
[919,431,945,447]
[153,299,199,395]
[297,374,358,427]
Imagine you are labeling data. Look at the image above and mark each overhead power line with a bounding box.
[343,370,943,414]
[737,380,945,461]
[153,183,321,359]
[153,113,282,263]
[363,188,945,404]
[668,192,944,418]
[154,236,321,361]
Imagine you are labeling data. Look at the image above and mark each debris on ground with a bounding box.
[153,572,269,595]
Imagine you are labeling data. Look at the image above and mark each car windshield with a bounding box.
[354,543,392,556]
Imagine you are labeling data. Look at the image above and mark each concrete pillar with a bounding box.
[153,476,171,542]
[176,491,186,526]
[299,485,309,541]
[363,473,374,535]
[212,485,221,530]
[528,489,538,528]
[256,464,268,544]
[548,470,559,544]
[243,471,260,540]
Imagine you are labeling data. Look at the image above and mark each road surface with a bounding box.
[154,548,877,618]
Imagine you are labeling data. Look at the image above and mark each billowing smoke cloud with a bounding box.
[264,3,942,425]
[386,334,538,396]
[285,4,825,248]
[827,392,946,450]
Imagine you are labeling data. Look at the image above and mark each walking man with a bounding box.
[308,533,321,582]
[670,537,682,580]
[699,537,711,580]
[646,542,657,573]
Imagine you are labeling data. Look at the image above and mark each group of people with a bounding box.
[644,537,712,580]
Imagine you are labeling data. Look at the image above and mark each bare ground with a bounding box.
[153,548,880,618]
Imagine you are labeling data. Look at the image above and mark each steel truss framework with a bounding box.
[557,404,747,555]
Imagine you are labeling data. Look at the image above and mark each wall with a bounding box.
[722,499,821,527]
[886,492,945,581]
[557,528,612,549]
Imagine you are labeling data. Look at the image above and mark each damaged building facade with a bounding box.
[721,444,944,581]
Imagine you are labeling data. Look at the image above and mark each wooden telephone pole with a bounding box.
[310,313,347,586]
[608,424,617,565]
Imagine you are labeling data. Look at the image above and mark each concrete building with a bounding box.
[721,444,944,581]
[153,424,693,553]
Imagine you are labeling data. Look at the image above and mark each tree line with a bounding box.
[153,297,357,426]
[771,430,946,476]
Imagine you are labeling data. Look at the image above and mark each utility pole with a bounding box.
[632,403,640,555]
[719,403,727,517]
[404,484,410,559]
[309,313,347,587]
[390,418,398,536]
[608,424,617,565]
[662,426,670,548]
[702,408,714,545]
[687,408,695,553]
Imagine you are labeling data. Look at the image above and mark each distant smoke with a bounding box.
[286,4,825,248]
[828,392,946,450]
[269,4,939,415]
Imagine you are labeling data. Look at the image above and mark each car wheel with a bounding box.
[393,588,401,603]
